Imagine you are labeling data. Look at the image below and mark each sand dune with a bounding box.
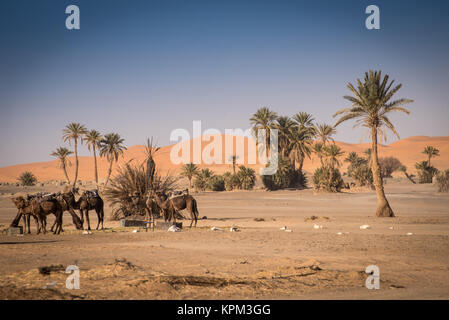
[0,134,448,183]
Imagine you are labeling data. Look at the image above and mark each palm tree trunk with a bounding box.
[62,163,71,185]
[93,145,99,185]
[73,140,79,188]
[371,127,394,217]
[104,159,113,187]
[428,155,431,166]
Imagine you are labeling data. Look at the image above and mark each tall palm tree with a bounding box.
[274,116,295,157]
[334,70,413,217]
[51,147,73,184]
[288,126,314,172]
[250,107,278,156]
[63,123,87,187]
[293,112,317,135]
[83,129,102,185]
[181,163,199,188]
[422,146,439,166]
[316,123,336,145]
[323,144,345,170]
[99,133,126,187]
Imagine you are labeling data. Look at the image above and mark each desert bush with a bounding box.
[237,166,256,190]
[262,157,306,190]
[223,172,240,190]
[207,175,225,191]
[415,161,438,184]
[352,165,373,187]
[17,171,37,186]
[312,167,344,192]
[379,156,403,178]
[436,169,449,192]
[103,140,178,220]
[193,168,214,191]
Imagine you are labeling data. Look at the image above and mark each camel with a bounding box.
[151,191,199,228]
[11,196,63,234]
[129,191,154,231]
[62,188,104,230]
[49,193,84,232]
[10,204,38,234]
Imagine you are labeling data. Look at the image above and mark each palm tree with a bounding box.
[288,126,314,172]
[422,146,439,166]
[51,147,73,184]
[323,144,344,170]
[229,155,239,174]
[334,70,413,217]
[316,123,336,145]
[274,116,295,157]
[250,107,278,156]
[99,133,126,187]
[63,123,87,187]
[180,163,199,188]
[293,112,317,135]
[313,142,325,166]
[83,129,102,185]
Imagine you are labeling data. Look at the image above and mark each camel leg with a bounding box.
[26,214,31,234]
[85,210,91,230]
[95,209,101,230]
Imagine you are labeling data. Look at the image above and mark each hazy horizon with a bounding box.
[1,0,449,167]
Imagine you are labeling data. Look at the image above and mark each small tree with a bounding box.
[18,171,37,186]
[379,156,403,178]
[180,163,199,188]
[415,161,438,184]
[237,166,256,190]
[207,175,225,191]
[423,146,439,166]
[262,157,298,191]
[193,168,214,191]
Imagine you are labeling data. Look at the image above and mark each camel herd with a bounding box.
[10,187,199,234]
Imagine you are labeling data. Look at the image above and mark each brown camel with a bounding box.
[151,191,199,228]
[130,192,154,231]
[49,193,84,232]
[11,196,63,234]
[10,203,38,234]
[62,188,104,230]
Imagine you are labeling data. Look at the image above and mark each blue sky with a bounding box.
[1,0,448,166]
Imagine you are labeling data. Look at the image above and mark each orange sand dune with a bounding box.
[0,135,448,183]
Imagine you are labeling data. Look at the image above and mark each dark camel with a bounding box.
[151,191,199,228]
[11,196,63,234]
[49,193,84,232]
[62,188,104,230]
[130,192,154,231]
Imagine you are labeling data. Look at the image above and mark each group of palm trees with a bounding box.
[51,123,126,188]
[250,107,342,174]
[250,70,413,217]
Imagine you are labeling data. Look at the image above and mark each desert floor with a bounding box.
[0,180,448,300]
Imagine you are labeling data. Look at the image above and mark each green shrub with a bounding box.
[261,157,306,191]
[223,172,241,190]
[207,175,225,191]
[415,161,438,184]
[193,168,214,191]
[352,164,373,187]
[312,167,344,192]
[17,171,37,186]
[237,166,256,190]
[436,169,449,192]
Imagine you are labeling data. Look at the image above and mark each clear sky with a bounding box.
[1,0,448,166]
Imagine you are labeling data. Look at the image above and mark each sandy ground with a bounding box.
[0,179,448,300]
